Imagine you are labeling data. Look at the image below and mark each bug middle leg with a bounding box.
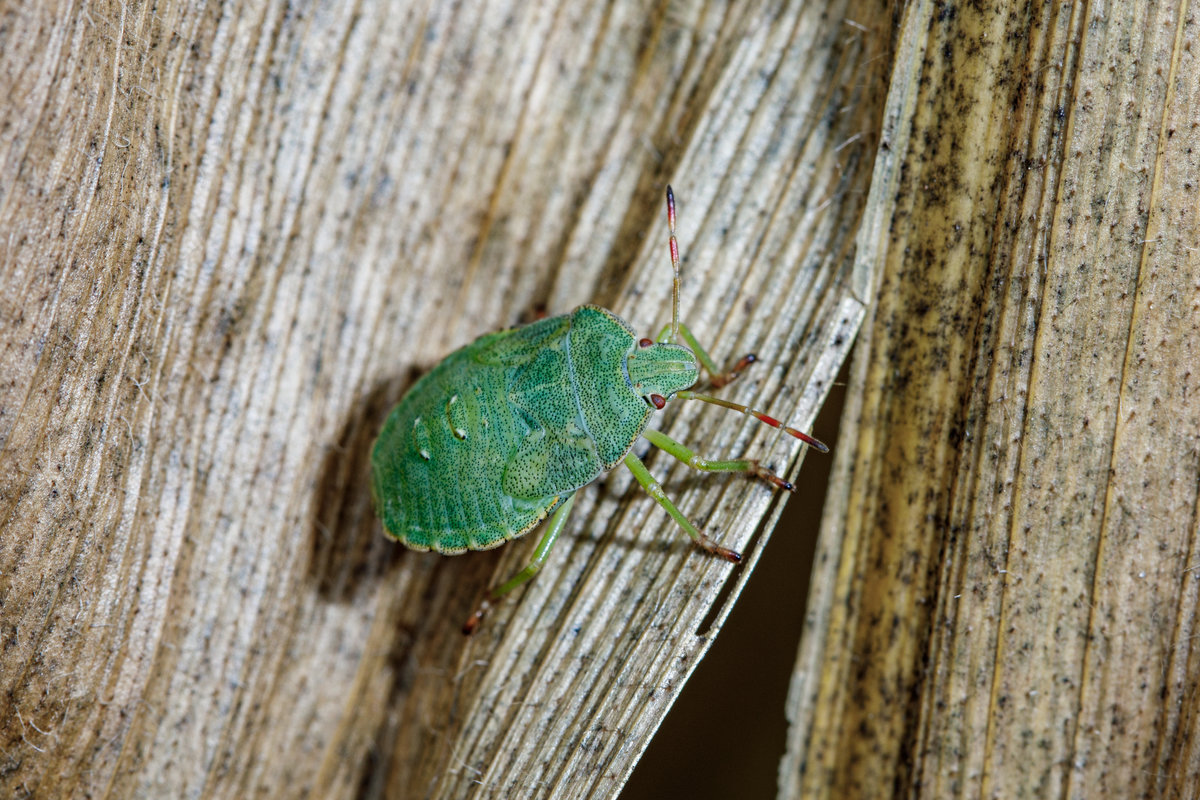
[622,451,741,563]
[462,492,577,635]
[654,322,755,388]
[641,428,796,491]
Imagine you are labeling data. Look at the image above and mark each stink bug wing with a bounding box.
[502,428,601,499]
[498,304,661,497]
[507,346,578,432]
[473,313,572,367]
[568,306,654,467]
[501,313,607,498]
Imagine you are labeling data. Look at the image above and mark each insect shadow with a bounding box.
[310,365,425,602]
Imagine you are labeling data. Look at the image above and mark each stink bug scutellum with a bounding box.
[371,187,828,633]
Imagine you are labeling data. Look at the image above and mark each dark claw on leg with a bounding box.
[750,460,795,492]
[697,532,742,563]
[708,353,757,388]
[462,598,493,636]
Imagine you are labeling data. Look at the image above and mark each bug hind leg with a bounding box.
[463,492,578,635]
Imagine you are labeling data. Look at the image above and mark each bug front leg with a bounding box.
[653,322,755,389]
[641,428,797,491]
[463,492,578,635]
[622,452,742,563]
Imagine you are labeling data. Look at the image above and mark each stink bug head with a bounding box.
[626,340,699,404]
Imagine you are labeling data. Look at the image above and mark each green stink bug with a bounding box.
[370,187,828,633]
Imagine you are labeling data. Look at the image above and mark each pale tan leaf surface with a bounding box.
[0,0,879,797]
[782,0,1200,797]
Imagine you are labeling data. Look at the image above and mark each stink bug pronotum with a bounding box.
[371,187,828,633]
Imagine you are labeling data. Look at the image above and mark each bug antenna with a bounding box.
[676,390,830,453]
[666,185,680,344]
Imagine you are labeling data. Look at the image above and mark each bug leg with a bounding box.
[622,452,742,563]
[463,492,578,635]
[653,322,755,389]
[642,428,796,491]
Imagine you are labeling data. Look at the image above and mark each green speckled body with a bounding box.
[371,305,698,553]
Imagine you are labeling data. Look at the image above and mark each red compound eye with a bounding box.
[639,338,653,348]
[649,394,667,409]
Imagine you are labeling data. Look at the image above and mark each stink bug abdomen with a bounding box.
[371,342,550,553]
